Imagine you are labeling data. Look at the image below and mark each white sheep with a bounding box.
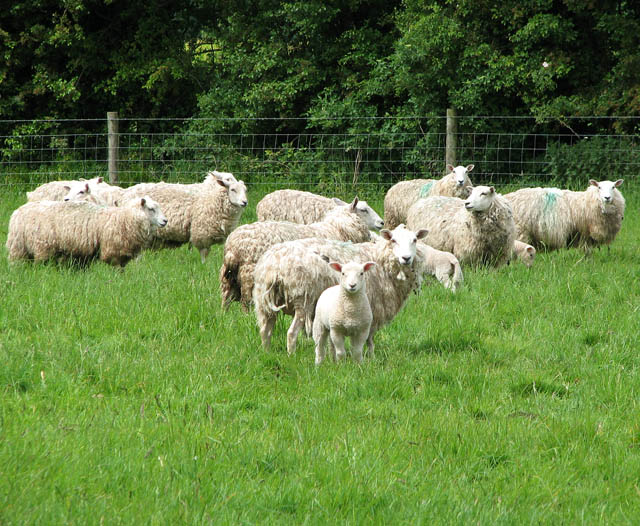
[123,171,248,262]
[406,185,516,268]
[62,181,106,204]
[512,240,536,267]
[128,170,237,196]
[384,164,474,229]
[26,176,104,202]
[256,189,349,224]
[416,242,464,291]
[252,225,428,355]
[313,260,376,364]
[219,198,376,310]
[504,179,625,251]
[6,197,167,267]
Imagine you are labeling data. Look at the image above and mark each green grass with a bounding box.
[0,183,639,525]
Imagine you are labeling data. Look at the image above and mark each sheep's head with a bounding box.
[346,197,384,230]
[447,164,474,187]
[63,182,92,202]
[138,196,168,228]
[589,179,623,209]
[208,170,237,186]
[216,175,248,208]
[380,224,428,266]
[329,260,376,294]
[464,185,495,213]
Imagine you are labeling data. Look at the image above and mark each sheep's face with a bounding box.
[590,179,623,208]
[63,182,92,202]
[139,196,168,227]
[464,186,495,213]
[521,244,536,268]
[381,224,428,266]
[329,261,375,294]
[226,181,249,208]
[354,200,384,230]
[447,164,474,187]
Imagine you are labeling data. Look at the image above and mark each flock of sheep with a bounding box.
[5,165,626,364]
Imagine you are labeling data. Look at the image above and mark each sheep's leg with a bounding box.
[199,247,210,263]
[328,340,336,361]
[314,328,329,365]
[351,334,367,364]
[331,331,347,361]
[366,333,375,359]
[286,311,305,355]
[258,312,276,351]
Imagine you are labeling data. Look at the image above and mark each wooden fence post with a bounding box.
[445,108,457,172]
[107,112,119,184]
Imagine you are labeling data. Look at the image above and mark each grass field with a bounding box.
[0,183,639,525]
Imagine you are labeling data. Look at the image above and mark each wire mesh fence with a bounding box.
[1,115,639,192]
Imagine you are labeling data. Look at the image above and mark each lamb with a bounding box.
[384,164,474,229]
[252,225,428,355]
[313,260,376,365]
[27,176,104,202]
[219,198,377,310]
[512,240,536,267]
[504,179,625,251]
[416,242,464,291]
[257,189,349,224]
[406,185,516,268]
[6,197,168,267]
[123,171,248,262]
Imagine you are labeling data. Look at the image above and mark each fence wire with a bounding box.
[1,116,639,190]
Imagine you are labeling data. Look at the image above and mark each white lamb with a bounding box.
[384,164,474,229]
[313,260,376,364]
[504,179,625,251]
[219,198,377,310]
[512,240,536,267]
[257,189,351,224]
[123,171,248,262]
[416,242,464,291]
[27,176,104,202]
[6,197,167,267]
[406,185,516,268]
[252,225,428,355]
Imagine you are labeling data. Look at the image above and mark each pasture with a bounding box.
[0,183,639,525]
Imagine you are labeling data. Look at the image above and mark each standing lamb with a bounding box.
[313,260,376,364]
[416,242,464,291]
[256,189,354,224]
[6,197,167,267]
[252,225,428,355]
[504,179,625,251]
[219,198,378,310]
[123,171,248,262]
[384,164,474,229]
[406,185,515,267]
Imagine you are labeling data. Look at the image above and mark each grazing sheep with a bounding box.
[219,198,377,310]
[123,171,248,262]
[252,225,428,355]
[384,164,474,229]
[416,242,464,291]
[406,185,515,268]
[26,177,104,202]
[512,240,536,267]
[313,260,376,364]
[504,180,625,251]
[6,197,167,267]
[256,189,350,224]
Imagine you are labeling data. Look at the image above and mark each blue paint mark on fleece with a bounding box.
[419,181,434,198]
[543,189,561,214]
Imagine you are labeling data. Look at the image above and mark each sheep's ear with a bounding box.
[349,197,359,210]
[84,183,90,192]
[614,179,623,187]
[526,246,534,254]
[332,197,347,205]
[216,178,227,188]
[329,262,342,272]
[140,197,146,207]
[466,164,474,172]
[97,177,104,183]
[489,186,495,194]
[114,200,119,207]
[446,164,454,173]
[315,252,330,263]
[416,229,429,239]
[63,185,70,191]
[380,229,392,241]
[363,261,376,272]
[589,179,598,187]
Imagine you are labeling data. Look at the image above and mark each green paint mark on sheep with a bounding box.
[419,182,434,198]
[543,190,561,214]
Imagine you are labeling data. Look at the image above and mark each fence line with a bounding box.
[1,115,639,190]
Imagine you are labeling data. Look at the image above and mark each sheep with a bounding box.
[127,170,237,196]
[219,198,377,310]
[313,260,376,365]
[6,197,168,267]
[504,179,625,251]
[252,225,428,355]
[512,240,536,267]
[384,164,474,229]
[26,176,104,202]
[406,185,516,268]
[123,171,248,262]
[416,242,464,292]
[62,181,106,204]
[256,189,348,224]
